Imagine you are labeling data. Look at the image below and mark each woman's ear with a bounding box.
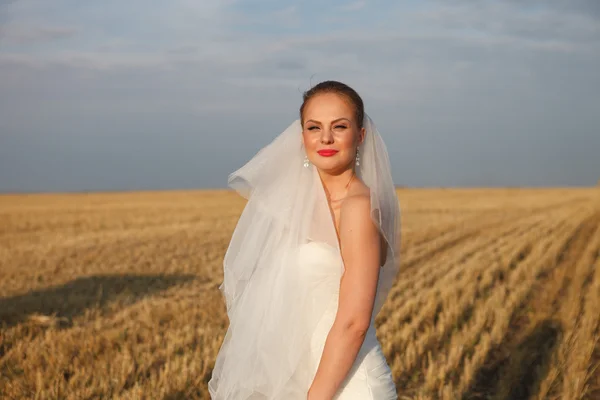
[359,127,366,145]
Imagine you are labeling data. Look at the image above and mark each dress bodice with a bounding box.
[296,241,380,376]
[297,241,344,282]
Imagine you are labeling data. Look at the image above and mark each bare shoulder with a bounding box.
[347,176,370,199]
[338,178,382,266]
[339,178,374,233]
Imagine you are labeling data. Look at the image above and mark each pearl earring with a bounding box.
[303,155,310,168]
[355,148,360,167]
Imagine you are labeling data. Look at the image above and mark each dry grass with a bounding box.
[1,188,599,399]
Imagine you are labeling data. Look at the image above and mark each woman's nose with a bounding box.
[320,128,334,144]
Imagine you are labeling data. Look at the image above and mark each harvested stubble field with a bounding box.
[1,188,599,400]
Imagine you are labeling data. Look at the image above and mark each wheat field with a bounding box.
[1,188,599,400]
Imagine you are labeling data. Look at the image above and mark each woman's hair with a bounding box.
[299,80,365,128]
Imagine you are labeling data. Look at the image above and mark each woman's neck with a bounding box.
[318,167,355,202]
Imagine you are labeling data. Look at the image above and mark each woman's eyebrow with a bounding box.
[305,117,351,125]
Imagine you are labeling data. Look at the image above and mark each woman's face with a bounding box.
[301,92,365,174]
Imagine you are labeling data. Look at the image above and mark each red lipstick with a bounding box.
[317,149,338,157]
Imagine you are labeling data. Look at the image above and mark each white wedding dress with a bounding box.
[298,240,397,399]
[208,116,402,399]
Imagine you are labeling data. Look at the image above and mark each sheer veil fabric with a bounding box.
[208,114,401,399]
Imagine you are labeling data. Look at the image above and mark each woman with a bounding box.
[208,81,401,399]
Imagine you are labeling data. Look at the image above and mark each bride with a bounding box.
[208,80,401,399]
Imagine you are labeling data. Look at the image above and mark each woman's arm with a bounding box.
[308,194,381,400]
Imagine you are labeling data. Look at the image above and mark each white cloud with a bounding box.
[0,23,77,45]
[418,2,600,44]
[0,51,169,71]
[339,1,366,12]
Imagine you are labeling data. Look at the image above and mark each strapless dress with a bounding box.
[297,241,397,399]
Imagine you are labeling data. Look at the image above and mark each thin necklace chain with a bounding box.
[327,172,355,202]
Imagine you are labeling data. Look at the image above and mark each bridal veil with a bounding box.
[208,114,401,399]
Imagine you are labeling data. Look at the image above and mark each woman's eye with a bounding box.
[307,126,319,131]
[334,125,347,129]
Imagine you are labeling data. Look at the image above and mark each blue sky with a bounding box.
[1,0,599,191]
